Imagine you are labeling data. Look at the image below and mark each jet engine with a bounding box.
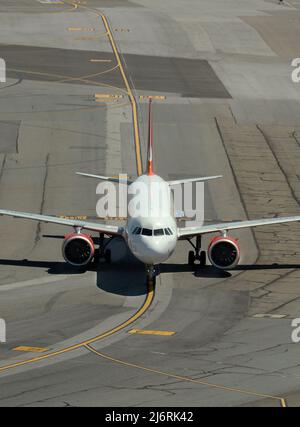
[62,233,95,266]
[208,236,240,269]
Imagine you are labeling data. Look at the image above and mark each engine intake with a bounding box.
[62,233,94,266]
[208,236,240,269]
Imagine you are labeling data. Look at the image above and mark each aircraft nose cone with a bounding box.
[139,237,170,264]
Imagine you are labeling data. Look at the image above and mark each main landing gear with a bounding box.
[187,235,206,266]
[94,233,112,265]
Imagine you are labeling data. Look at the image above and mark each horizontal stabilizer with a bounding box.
[168,175,222,186]
[76,172,133,185]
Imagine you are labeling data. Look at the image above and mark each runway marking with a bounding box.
[75,36,101,41]
[90,59,112,63]
[253,314,287,319]
[38,0,64,3]
[140,95,166,101]
[67,27,96,32]
[114,29,130,33]
[0,274,88,293]
[85,344,287,408]
[128,329,176,336]
[62,0,143,175]
[13,346,49,353]
[1,2,289,409]
[99,14,142,176]
[95,99,116,103]
[0,0,145,384]
[0,280,155,374]
[95,93,124,100]
[7,67,124,91]
[59,215,88,220]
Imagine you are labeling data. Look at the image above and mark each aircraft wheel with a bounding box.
[93,248,100,264]
[188,251,195,265]
[104,249,111,264]
[200,251,206,266]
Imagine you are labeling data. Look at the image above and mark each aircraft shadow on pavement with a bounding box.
[96,262,147,297]
[160,262,300,278]
[160,263,232,278]
[233,263,300,271]
[94,236,148,297]
[0,258,88,275]
[0,257,148,297]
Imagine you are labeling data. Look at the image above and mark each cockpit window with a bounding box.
[132,227,141,235]
[167,228,173,235]
[154,229,164,236]
[142,228,152,236]
[164,228,171,235]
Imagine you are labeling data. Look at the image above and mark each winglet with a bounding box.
[147,99,154,176]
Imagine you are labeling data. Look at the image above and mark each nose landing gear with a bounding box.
[187,235,206,266]
[145,264,157,281]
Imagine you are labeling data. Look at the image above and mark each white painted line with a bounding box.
[0,273,92,293]
[253,314,287,319]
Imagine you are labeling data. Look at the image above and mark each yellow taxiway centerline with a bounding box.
[85,344,288,408]
[128,329,176,336]
[0,0,287,409]
[0,280,154,374]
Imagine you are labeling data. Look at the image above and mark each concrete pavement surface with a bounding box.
[0,0,299,407]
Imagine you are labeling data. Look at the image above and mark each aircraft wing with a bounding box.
[0,209,122,235]
[178,216,300,238]
[76,172,133,185]
[168,175,222,186]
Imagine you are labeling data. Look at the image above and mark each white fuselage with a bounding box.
[126,174,177,265]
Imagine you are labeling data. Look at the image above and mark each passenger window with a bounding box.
[154,229,164,236]
[142,228,152,236]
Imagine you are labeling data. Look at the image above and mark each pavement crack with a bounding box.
[43,291,67,314]
[34,153,50,247]
[0,155,7,183]
[256,125,300,206]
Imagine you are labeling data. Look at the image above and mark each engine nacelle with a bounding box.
[62,233,95,266]
[208,236,240,270]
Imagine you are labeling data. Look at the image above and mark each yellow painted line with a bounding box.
[90,59,112,63]
[129,329,175,336]
[67,27,96,32]
[59,215,88,220]
[85,344,287,407]
[0,280,155,374]
[95,93,123,99]
[7,67,126,94]
[43,1,64,3]
[0,0,147,379]
[140,95,166,101]
[63,1,143,176]
[75,36,100,41]
[95,99,116,103]
[100,14,142,176]
[13,346,49,353]
[97,216,127,221]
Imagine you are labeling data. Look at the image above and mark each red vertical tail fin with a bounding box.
[147,99,154,176]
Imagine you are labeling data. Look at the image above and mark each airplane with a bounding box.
[0,99,300,279]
